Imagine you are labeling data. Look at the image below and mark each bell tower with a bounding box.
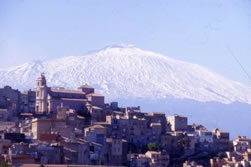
[35,73,48,113]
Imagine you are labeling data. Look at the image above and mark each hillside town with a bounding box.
[0,73,250,167]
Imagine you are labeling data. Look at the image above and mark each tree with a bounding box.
[217,152,226,159]
[0,161,10,167]
[147,143,158,151]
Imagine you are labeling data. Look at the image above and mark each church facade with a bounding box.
[35,73,104,114]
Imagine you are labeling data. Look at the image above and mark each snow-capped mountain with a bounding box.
[1,45,251,138]
[0,44,251,104]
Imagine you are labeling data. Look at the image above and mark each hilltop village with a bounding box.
[0,73,251,167]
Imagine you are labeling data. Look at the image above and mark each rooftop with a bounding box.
[87,93,104,97]
[60,98,87,102]
[78,84,94,89]
[151,123,161,126]
[106,138,127,143]
[90,124,106,129]
[39,134,58,141]
[92,106,102,110]
[50,88,85,95]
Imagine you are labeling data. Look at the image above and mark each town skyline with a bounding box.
[0,73,250,166]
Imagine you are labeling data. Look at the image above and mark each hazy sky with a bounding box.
[1,0,251,85]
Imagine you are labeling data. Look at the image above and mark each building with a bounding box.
[146,112,167,134]
[35,73,104,114]
[32,118,53,139]
[19,119,33,138]
[150,123,162,143]
[183,160,203,167]
[0,96,12,110]
[31,118,67,139]
[20,90,36,113]
[167,115,188,132]
[0,121,16,132]
[145,150,170,167]
[212,128,230,151]
[90,106,106,122]
[0,109,10,121]
[109,112,149,146]
[35,144,62,164]
[129,153,151,167]
[0,85,21,114]
[106,138,128,166]
[233,136,251,153]
[84,125,108,137]
[0,138,11,155]
[62,138,90,165]
[197,130,214,143]
[87,93,105,108]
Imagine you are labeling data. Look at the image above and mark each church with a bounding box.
[35,73,105,114]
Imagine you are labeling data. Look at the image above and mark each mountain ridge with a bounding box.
[0,45,251,104]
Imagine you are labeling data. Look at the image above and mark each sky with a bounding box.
[0,0,251,85]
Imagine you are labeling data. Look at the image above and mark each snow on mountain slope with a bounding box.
[0,44,251,104]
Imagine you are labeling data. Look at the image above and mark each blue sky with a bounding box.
[1,0,251,85]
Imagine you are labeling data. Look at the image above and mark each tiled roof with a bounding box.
[87,93,104,97]
[60,98,87,101]
[91,124,106,129]
[78,84,94,89]
[39,134,57,141]
[12,156,35,160]
[50,88,85,95]
[77,115,85,119]
[92,106,102,110]
[151,123,161,126]
[106,138,112,142]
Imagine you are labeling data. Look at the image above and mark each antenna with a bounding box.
[227,47,251,82]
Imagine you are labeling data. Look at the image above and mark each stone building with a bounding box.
[129,153,151,167]
[31,118,67,139]
[84,125,108,137]
[197,130,214,143]
[0,109,10,121]
[145,150,170,167]
[62,138,90,165]
[0,121,16,132]
[212,128,230,152]
[109,113,149,146]
[35,73,105,114]
[183,160,203,167]
[32,118,53,139]
[106,138,128,166]
[145,112,167,134]
[0,96,12,110]
[0,138,11,155]
[150,123,162,143]
[0,85,21,114]
[233,136,251,153]
[87,93,105,108]
[20,90,36,113]
[167,115,188,132]
[90,106,106,122]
